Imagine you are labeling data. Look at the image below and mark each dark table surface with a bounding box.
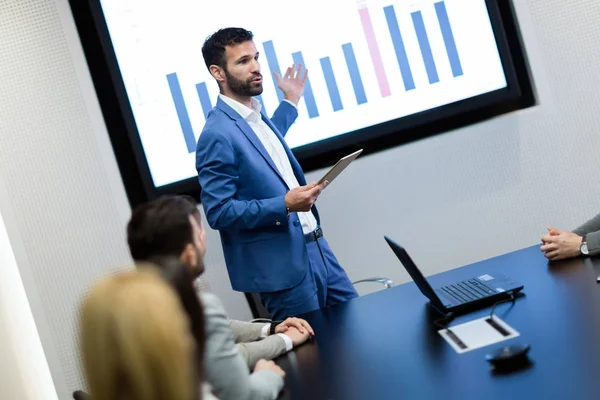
[277,245,600,400]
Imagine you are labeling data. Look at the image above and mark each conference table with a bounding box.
[276,245,600,400]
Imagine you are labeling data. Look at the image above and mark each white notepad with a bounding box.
[438,316,519,354]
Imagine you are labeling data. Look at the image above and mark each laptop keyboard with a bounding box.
[441,279,497,304]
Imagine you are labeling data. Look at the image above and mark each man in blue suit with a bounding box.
[196,27,358,319]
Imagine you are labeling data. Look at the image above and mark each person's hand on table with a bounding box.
[540,226,582,261]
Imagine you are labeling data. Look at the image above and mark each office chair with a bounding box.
[72,390,91,400]
[245,292,272,320]
[246,276,394,320]
[352,277,394,289]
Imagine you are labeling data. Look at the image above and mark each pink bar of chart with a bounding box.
[358,3,391,97]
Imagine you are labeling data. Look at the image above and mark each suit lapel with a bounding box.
[262,114,307,186]
[263,114,318,221]
[216,98,286,185]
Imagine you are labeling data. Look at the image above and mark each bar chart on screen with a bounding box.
[101,0,506,187]
[165,0,494,154]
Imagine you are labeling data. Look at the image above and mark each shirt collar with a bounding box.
[219,94,262,123]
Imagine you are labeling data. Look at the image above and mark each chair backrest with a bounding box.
[244,278,395,319]
[73,390,91,400]
[244,292,271,319]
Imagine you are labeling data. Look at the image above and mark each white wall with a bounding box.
[0,185,58,400]
[0,0,133,396]
[2,0,600,396]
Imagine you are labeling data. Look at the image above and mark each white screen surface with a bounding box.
[100,0,507,188]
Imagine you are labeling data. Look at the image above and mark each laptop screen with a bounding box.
[384,236,446,310]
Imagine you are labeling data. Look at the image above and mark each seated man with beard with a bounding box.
[126,195,314,400]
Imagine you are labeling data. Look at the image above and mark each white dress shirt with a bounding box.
[219,94,318,234]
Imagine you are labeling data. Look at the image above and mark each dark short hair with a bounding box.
[201,27,254,70]
[127,195,199,262]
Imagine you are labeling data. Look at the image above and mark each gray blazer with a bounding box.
[229,319,288,368]
[573,212,600,255]
[200,292,284,400]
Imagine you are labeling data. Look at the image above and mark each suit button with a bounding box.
[293,221,299,227]
[276,220,281,226]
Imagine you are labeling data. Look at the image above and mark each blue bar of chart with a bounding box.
[411,10,440,84]
[384,5,415,91]
[292,52,319,118]
[320,57,344,112]
[263,40,284,102]
[167,72,196,153]
[195,82,212,118]
[342,43,368,105]
[435,1,463,77]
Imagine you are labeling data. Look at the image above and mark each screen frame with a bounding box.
[68,0,534,207]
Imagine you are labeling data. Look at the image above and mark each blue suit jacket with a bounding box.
[196,98,320,293]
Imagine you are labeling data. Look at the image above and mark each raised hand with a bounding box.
[274,64,308,106]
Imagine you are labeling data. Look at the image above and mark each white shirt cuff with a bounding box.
[282,99,298,109]
[276,333,294,351]
[260,323,270,338]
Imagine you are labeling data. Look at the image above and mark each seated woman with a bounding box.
[79,267,207,400]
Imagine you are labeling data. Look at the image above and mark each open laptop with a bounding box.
[384,236,524,316]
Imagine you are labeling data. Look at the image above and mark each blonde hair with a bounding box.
[80,267,197,400]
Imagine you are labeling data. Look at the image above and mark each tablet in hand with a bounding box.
[317,149,363,185]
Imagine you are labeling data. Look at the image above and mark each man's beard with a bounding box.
[225,68,263,97]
